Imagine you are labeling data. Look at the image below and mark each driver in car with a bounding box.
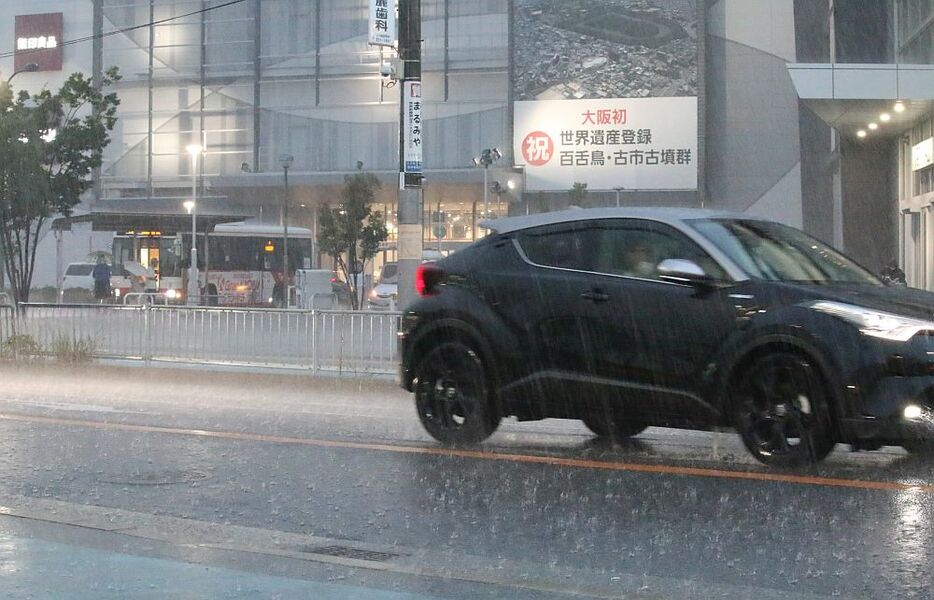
[620,238,656,278]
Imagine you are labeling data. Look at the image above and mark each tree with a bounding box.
[0,68,120,304]
[569,181,588,207]
[318,166,388,310]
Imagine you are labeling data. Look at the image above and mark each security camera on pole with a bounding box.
[368,0,420,309]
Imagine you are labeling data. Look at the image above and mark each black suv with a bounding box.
[399,208,934,466]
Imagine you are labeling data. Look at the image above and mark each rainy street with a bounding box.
[0,363,930,599]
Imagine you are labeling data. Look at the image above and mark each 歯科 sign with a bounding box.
[368,0,396,47]
[15,13,63,72]
[514,97,698,191]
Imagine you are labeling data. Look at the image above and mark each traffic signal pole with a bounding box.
[396,0,422,311]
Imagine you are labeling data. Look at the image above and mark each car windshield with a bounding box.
[693,219,883,285]
[64,264,93,276]
[379,263,399,282]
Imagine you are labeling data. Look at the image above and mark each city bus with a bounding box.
[111,222,313,306]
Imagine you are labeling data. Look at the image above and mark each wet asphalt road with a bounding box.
[0,363,931,599]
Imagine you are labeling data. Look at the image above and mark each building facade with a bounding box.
[2,0,930,288]
[788,0,934,289]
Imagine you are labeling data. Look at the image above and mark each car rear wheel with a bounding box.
[414,341,501,445]
[581,411,647,440]
[732,352,835,467]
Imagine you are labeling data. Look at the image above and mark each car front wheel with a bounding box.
[731,352,836,467]
[414,341,500,445]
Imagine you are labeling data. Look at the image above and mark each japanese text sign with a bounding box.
[368,0,396,47]
[15,13,64,72]
[514,97,698,191]
[404,81,423,174]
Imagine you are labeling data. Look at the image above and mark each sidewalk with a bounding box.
[0,525,442,600]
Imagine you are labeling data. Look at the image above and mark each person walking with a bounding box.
[92,257,112,303]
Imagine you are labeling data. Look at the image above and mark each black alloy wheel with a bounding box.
[414,342,501,445]
[732,353,835,467]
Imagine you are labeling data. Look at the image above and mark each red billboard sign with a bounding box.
[15,13,64,72]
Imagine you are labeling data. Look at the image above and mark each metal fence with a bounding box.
[0,304,14,350]
[6,303,401,375]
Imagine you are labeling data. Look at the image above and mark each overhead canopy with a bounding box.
[787,62,934,138]
[52,211,246,234]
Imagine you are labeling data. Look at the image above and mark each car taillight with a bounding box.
[415,263,443,296]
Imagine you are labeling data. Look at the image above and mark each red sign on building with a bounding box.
[15,13,64,72]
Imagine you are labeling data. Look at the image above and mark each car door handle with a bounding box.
[581,290,610,303]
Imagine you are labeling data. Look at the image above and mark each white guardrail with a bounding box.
[0,303,14,349]
[3,303,402,376]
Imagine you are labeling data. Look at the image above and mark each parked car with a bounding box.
[399,207,934,466]
[368,252,452,310]
[61,262,134,302]
[368,262,399,310]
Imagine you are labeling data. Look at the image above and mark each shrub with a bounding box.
[49,335,96,364]
[0,334,44,360]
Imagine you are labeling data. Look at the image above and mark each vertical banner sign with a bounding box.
[404,81,423,174]
[368,0,397,47]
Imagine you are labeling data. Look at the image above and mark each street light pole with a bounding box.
[185,144,203,306]
[472,148,501,228]
[483,166,489,220]
[279,154,294,308]
[4,62,39,85]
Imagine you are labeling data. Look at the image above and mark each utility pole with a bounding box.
[396,0,423,310]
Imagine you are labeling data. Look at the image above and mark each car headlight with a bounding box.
[807,301,934,342]
[165,289,178,299]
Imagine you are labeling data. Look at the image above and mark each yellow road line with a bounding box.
[0,411,929,494]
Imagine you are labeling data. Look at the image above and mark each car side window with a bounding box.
[594,220,729,281]
[517,223,601,272]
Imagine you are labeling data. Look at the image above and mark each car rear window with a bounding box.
[517,224,601,271]
[65,264,94,276]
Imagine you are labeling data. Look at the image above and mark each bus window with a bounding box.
[158,237,182,278]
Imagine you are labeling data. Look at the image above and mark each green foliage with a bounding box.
[0,80,11,108]
[0,334,43,360]
[49,335,96,364]
[0,67,121,305]
[569,182,588,205]
[318,167,389,310]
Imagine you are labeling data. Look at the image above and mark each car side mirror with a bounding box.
[657,259,713,287]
